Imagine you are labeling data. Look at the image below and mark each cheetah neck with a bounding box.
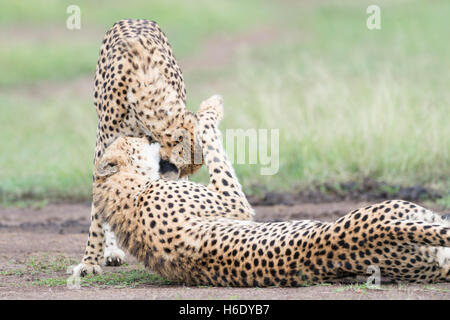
[94,172,148,217]
[94,171,156,265]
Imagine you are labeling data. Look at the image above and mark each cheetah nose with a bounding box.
[146,135,155,144]
[159,159,179,180]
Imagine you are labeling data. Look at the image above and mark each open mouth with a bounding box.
[159,159,179,179]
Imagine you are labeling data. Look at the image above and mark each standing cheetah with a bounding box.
[83,96,450,286]
[74,19,216,275]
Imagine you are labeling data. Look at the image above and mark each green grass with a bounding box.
[0,253,77,278]
[25,253,78,275]
[1,0,449,205]
[422,285,450,293]
[333,283,384,293]
[0,0,273,86]
[435,195,450,210]
[0,94,96,202]
[0,269,25,277]
[0,253,170,288]
[1,41,97,87]
[33,270,170,288]
[189,0,450,197]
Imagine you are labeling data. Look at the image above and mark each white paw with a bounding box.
[437,247,450,267]
[199,94,224,121]
[442,214,450,227]
[104,247,126,266]
[70,263,103,277]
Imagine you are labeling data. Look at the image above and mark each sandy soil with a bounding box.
[0,202,449,300]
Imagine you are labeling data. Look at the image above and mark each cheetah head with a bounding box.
[95,136,161,182]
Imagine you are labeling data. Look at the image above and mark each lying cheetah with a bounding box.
[86,96,450,286]
[76,19,213,274]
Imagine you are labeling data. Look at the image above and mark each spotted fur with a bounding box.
[75,19,216,274]
[89,98,450,286]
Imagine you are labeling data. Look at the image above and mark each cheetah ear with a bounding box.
[96,159,119,177]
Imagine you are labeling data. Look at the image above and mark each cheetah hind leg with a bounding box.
[403,206,450,280]
[429,247,450,282]
[196,95,254,218]
[403,205,450,227]
[196,95,242,198]
[197,94,224,123]
[441,259,450,281]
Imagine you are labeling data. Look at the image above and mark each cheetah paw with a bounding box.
[199,94,224,122]
[70,263,103,277]
[104,247,126,266]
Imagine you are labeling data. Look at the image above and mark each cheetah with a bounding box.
[85,96,450,286]
[74,19,216,275]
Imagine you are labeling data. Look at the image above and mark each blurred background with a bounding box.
[0,0,449,207]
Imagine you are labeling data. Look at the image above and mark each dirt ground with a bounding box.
[1,202,449,300]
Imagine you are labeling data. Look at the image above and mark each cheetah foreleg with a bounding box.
[103,223,126,266]
[72,204,109,277]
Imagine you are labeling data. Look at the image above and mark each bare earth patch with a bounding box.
[0,202,449,300]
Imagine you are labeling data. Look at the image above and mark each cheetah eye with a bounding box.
[104,162,118,169]
[98,160,119,177]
